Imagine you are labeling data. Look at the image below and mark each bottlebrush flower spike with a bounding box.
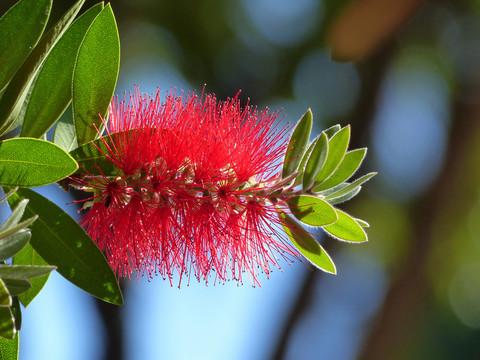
[67,87,375,286]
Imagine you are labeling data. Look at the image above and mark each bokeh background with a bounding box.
[2,0,480,359]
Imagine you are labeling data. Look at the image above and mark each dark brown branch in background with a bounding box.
[270,44,395,360]
[357,85,480,360]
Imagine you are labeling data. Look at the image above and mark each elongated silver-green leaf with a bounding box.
[323,209,368,243]
[0,188,17,206]
[0,200,28,232]
[287,195,337,227]
[302,131,328,191]
[313,148,367,192]
[0,230,30,262]
[282,109,313,179]
[279,210,336,274]
[324,124,341,139]
[21,3,103,138]
[324,172,376,201]
[314,125,350,185]
[355,218,370,228]
[0,138,78,187]
[73,4,120,146]
[326,186,362,205]
[0,218,37,242]
[0,265,56,280]
[7,188,124,305]
[2,279,31,297]
[0,0,86,136]
[293,138,316,187]
[0,307,15,340]
[13,243,50,308]
[0,0,52,92]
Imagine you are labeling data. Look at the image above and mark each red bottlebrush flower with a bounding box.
[76,87,301,286]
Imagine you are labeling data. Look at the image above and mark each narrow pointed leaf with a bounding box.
[314,125,350,185]
[73,4,120,146]
[0,0,52,92]
[0,230,30,262]
[323,209,368,243]
[326,186,362,205]
[293,138,316,187]
[324,124,341,138]
[356,218,370,228]
[0,307,15,340]
[313,148,367,191]
[324,172,376,201]
[0,138,78,187]
[7,188,123,305]
[282,109,313,179]
[0,200,28,232]
[2,279,31,297]
[21,3,104,138]
[0,188,17,206]
[287,195,338,227]
[0,280,11,307]
[303,132,328,190]
[0,218,37,242]
[0,0,86,136]
[0,332,18,360]
[279,211,336,274]
[10,298,21,332]
[0,265,56,280]
[13,243,50,308]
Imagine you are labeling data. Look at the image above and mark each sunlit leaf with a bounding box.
[323,209,368,243]
[0,138,78,187]
[69,134,118,176]
[326,186,362,205]
[313,148,367,192]
[282,109,313,179]
[287,195,338,227]
[21,3,103,138]
[324,124,341,139]
[314,125,350,185]
[0,0,86,136]
[324,172,376,202]
[73,4,120,146]
[279,210,336,274]
[0,0,52,92]
[7,188,124,305]
[2,279,31,297]
[302,132,328,191]
[53,108,78,152]
[0,265,55,280]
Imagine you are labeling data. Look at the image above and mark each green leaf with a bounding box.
[73,4,120,146]
[0,200,28,232]
[326,186,361,205]
[0,230,31,262]
[0,280,11,307]
[21,3,104,138]
[0,0,85,136]
[0,307,15,340]
[53,108,78,152]
[0,265,55,280]
[355,218,370,228]
[287,195,338,227]
[292,139,316,187]
[7,188,124,305]
[13,243,50,308]
[314,125,350,185]
[324,124,341,139]
[0,138,78,187]
[0,218,37,243]
[324,172,376,202]
[69,134,118,176]
[323,209,368,243]
[302,132,328,191]
[2,279,31,297]
[0,0,52,92]
[282,109,313,179]
[0,330,18,360]
[313,148,367,192]
[0,188,17,206]
[279,211,336,274]
[10,298,20,332]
